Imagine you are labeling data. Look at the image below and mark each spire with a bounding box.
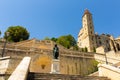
[84,9,91,15]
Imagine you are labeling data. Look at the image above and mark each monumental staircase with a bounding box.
[1,39,120,80]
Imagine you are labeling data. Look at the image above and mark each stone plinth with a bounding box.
[0,56,10,74]
[50,59,60,74]
[0,56,10,80]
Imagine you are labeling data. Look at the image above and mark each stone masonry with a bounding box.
[77,9,120,53]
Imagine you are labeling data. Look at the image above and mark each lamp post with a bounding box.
[0,31,1,36]
[1,32,9,57]
[105,52,108,64]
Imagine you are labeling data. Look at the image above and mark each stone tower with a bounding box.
[77,9,96,52]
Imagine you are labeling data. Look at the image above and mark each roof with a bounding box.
[84,9,91,14]
[82,9,92,17]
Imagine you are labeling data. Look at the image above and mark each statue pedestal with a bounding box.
[50,59,60,74]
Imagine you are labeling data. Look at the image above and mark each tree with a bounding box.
[73,44,79,50]
[4,26,29,42]
[84,47,88,52]
[51,37,57,42]
[44,37,50,40]
[93,47,96,52]
[56,34,76,49]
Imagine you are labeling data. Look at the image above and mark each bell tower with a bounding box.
[78,9,96,52]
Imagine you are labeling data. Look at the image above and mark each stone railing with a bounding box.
[94,53,120,64]
[98,64,120,80]
[8,57,31,80]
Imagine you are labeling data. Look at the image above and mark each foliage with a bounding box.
[43,35,77,49]
[91,60,99,72]
[81,48,84,52]
[93,60,99,71]
[88,60,99,74]
[4,26,29,42]
[80,47,88,52]
[84,47,88,52]
[51,37,57,42]
[73,44,79,50]
[56,34,76,49]
[93,47,96,52]
[44,37,50,40]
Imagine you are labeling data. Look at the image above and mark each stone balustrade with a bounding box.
[94,53,120,64]
[8,57,31,80]
[98,64,120,80]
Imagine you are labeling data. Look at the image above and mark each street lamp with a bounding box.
[105,52,108,64]
[1,32,10,57]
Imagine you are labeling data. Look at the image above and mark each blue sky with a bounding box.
[0,0,120,40]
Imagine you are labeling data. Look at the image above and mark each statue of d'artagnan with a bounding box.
[53,44,59,59]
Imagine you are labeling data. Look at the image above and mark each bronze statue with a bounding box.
[53,44,59,59]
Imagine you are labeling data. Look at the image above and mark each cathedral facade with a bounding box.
[77,9,120,53]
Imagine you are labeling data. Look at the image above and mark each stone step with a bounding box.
[27,72,111,80]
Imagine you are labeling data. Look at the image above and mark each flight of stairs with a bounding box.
[27,72,110,80]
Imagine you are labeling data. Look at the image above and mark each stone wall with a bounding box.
[0,48,98,76]
[96,46,105,54]
[60,55,98,75]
